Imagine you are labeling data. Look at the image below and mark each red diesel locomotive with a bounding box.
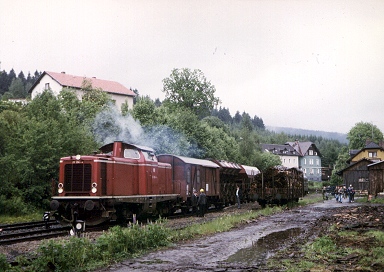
[51,141,307,227]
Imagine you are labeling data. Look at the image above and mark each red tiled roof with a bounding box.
[45,71,135,96]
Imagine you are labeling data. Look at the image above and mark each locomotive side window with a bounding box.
[143,151,157,161]
[124,148,140,159]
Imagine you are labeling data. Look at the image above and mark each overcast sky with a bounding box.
[1,0,383,134]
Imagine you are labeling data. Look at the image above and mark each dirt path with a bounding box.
[103,199,367,271]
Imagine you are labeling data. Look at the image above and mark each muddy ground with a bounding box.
[100,197,384,272]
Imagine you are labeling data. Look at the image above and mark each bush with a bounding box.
[95,222,171,259]
[18,221,172,271]
[0,195,30,216]
[0,254,10,271]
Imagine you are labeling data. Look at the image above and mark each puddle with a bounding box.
[225,227,302,265]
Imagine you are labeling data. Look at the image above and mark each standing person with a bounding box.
[197,189,207,217]
[335,186,339,202]
[236,185,241,209]
[348,184,355,203]
[338,186,343,203]
[191,189,198,216]
[322,186,326,200]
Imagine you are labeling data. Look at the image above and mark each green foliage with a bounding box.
[0,195,29,216]
[199,122,240,161]
[254,152,281,172]
[170,206,282,242]
[0,254,10,271]
[132,96,156,125]
[162,68,220,118]
[347,121,383,149]
[0,89,98,212]
[8,78,27,98]
[96,222,171,258]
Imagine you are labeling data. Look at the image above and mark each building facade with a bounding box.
[261,141,322,181]
[29,71,136,111]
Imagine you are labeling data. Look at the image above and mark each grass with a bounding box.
[170,205,283,242]
[0,210,45,224]
[267,224,384,271]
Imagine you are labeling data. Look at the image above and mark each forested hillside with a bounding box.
[0,69,41,99]
[267,126,348,144]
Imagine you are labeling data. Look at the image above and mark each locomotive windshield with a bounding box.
[124,148,140,159]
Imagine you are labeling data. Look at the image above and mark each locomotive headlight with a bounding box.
[91,183,97,193]
[75,154,81,160]
[74,220,85,232]
[58,183,64,194]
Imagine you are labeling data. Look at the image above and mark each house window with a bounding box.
[368,152,377,158]
[316,159,319,166]
[310,168,314,174]
[318,169,321,174]
[309,159,314,165]
[45,83,50,90]
[309,150,313,155]
[304,158,307,165]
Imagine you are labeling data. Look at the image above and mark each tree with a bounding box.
[79,80,114,125]
[233,111,242,125]
[162,68,220,118]
[131,96,156,126]
[252,115,265,130]
[254,152,281,173]
[347,122,383,149]
[0,90,97,211]
[241,112,254,131]
[8,78,26,98]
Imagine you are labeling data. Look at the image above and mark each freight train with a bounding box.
[49,141,306,226]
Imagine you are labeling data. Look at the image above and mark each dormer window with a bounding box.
[369,151,377,158]
[309,150,313,155]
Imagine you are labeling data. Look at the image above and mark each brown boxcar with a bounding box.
[157,154,221,210]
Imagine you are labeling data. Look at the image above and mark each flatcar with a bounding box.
[250,166,307,207]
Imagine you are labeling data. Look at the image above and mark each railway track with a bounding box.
[0,221,71,245]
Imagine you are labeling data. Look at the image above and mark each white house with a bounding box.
[261,143,299,169]
[28,71,136,110]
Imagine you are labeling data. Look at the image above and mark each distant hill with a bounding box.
[266,126,348,144]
